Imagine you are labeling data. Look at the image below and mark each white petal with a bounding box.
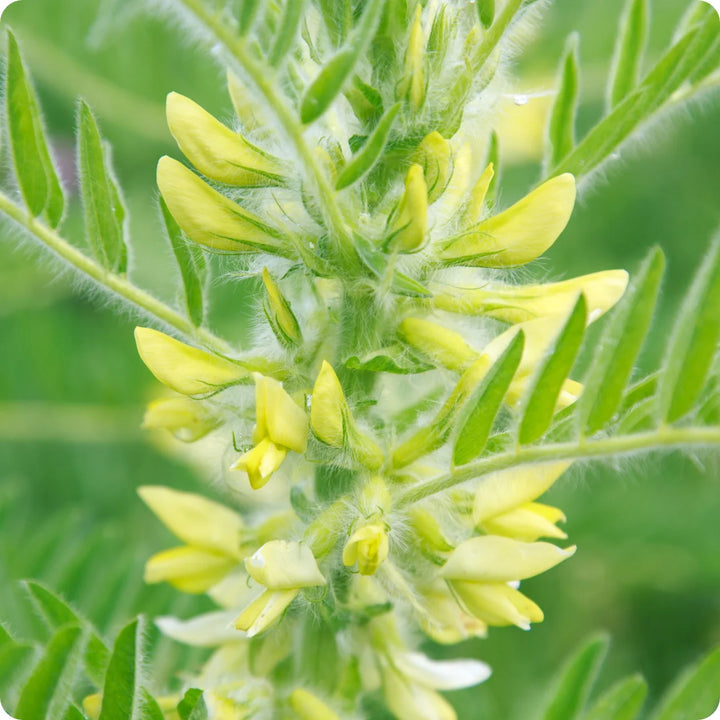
[396,651,492,690]
[156,610,241,647]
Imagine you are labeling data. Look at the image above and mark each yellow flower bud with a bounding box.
[166,92,284,186]
[414,131,452,203]
[459,162,495,226]
[144,546,237,594]
[157,156,286,254]
[235,588,299,637]
[433,269,629,324]
[134,327,246,396]
[343,522,389,575]
[289,689,340,720]
[390,164,428,252]
[231,374,308,489]
[82,694,102,720]
[142,395,219,442]
[409,507,454,552]
[399,5,426,110]
[398,317,478,371]
[262,267,302,346]
[440,173,576,267]
[449,580,544,630]
[418,580,487,644]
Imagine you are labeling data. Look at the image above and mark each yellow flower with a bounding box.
[139,486,245,594]
[289,689,340,720]
[440,174,576,267]
[134,326,247,396]
[390,164,428,252]
[231,374,308,489]
[418,579,487,645]
[166,92,285,186]
[398,317,477,371]
[399,5,425,110]
[262,267,302,346]
[236,541,326,637]
[433,269,629,323]
[459,162,495,227]
[439,536,575,629]
[157,156,287,254]
[343,522,389,575]
[473,463,571,542]
[414,131,452,203]
[142,395,220,442]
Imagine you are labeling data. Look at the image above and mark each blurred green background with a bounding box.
[0,0,718,717]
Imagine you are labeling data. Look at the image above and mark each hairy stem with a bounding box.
[395,426,720,508]
[175,0,353,256]
[472,0,525,73]
[0,190,232,356]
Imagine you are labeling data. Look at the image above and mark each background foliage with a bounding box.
[1,0,719,717]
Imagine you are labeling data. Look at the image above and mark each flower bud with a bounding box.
[459,162,495,226]
[157,156,287,254]
[343,522,389,575]
[398,317,478,371]
[262,267,302,347]
[142,396,219,442]
[414,131,452,203]
[449,580,543,630]
[440,173,576,267]
[399,5,426,110]
[389,164,428,253]
[289,689,340,720]
[166,92,284,186]
[134,326,246,396]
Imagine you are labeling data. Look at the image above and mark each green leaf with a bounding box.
[160,198,206,327]
[24,581,110,688]
[317,0,351,47]
[177,689,208,720]
[62,705,87,720]
[651,645,720,720]
[583,675,647,720]
[0,642,38,710]
[543,635,609,720]
[453,331,524,465]
[5,30,65,227]
[336,104,400,189]
[77,100,128,273]
[268,0,306,66]
[547,34,580,170]
[427,5,451,71]
[345,345,434,374]
[14,625,86,720]
[98,618,164,720]
[580,248,664,435]
[658,238,720,423]
[519,295,587,445]
[300,0,383,123]
[476,0,495,28]
[344,76,385,126]
[607,0,649,108]
[238,0,261,36]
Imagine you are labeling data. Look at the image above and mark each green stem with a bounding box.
[0,190,232,356]
[472,0,525,73]
[395,426,720,508]
[175,0,352,256]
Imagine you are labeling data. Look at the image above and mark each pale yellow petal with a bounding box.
[398,317,478,371]
[311,361,347,447]
[482,503,568,542]
[134,326,246,396]
[231,437,287,490]
[138,485,244,554]
[384,668,457,720]
[244,540,326,590]
[450,580,543,629]
[142,396,219,442]
[439,536,575,582]
[414,131,453,204]
[257,375,308,452]
[391,164,428,252]
[144,547,236,593]
[342,523,389,575]
[289,689,340,720]
[235,588,298,637]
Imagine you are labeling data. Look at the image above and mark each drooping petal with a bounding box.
[439,536,575,582]
[440,174,576,267]
[398,317,478,371]
[390,164,428,252]
[144,546,237,593]
[482,503,568,542]
[138,485,244,555]
[244,540,326,590]
[142,396,220,442]
[257,374,308,452]
[156,610,241,647]
[384,667,457,720]
[450,580,544,630]
[235,588,298,637]
[134,327,246,396]
[231,437,287,490]
[395,651,491,690]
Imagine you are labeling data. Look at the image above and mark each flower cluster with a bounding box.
[131,3,630,718]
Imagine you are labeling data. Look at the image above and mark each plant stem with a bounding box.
[472,0,525,73]
[395,426,720,508]
[175,0,353,256]
[0,190,232,356]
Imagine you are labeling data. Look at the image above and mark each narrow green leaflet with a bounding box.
[651,646,720,720]
[77,100,128,273]
[0,642,38,710]
[336,104,400,189]
[62,706,87,720]
[519,295,587,445]
[547,34,580,170]
[268,0,306,66]
[485,130,500,208]
[607,0,649,109]
[583,675,647,720]
[5,30,65,227]
[24,581,110,688]
[237,0,261,36]
[453,331,524,465]
[476,0,495,28]
[580,248,664,435]
[98,618,164,720]
[543,635,609,720]
[345,345,434,374]
[300,0,384,123]
[658,238,720,423]
[14,625,86,720]
[177,689,208,720]
[160,198,206,327]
